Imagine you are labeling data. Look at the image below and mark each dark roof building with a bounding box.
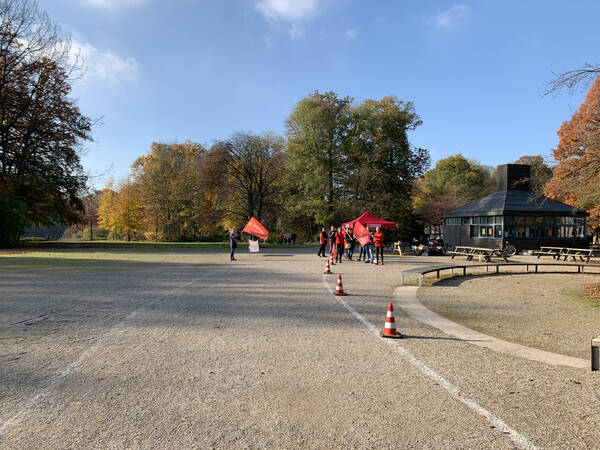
[443,164,590,251]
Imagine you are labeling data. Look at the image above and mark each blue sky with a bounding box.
[37,0,600,187]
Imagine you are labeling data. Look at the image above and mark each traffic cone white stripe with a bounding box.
[381,301,402,338]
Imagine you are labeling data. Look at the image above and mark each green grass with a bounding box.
[560,287,600,309]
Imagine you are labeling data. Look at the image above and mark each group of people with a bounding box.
[279,233,297,246]
[318,225,385,265]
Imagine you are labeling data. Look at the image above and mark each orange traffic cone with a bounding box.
[381,302,403,338]
[324,260,332,274]
[334,274,346,295]
[329,255,336,265]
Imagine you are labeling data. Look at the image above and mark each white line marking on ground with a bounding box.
[0,276,208,437]
[321,276,537,450]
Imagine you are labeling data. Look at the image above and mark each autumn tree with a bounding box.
[132,141,207,240]
[545,76,600,238]
[0,0,92,245]
[414,154,493,225]
[97,183,117,238]
[207,132,285,230]
[97,180,145,241]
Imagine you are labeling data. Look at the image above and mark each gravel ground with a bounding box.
[1,249,600,448]
[417,271,600,360]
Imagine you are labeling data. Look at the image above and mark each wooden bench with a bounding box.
[561,248,595,263]
[537,247,596,263]
[536,246,565,260]
[449,246,509,263]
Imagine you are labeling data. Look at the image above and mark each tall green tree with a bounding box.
[347,96,429,229]
[286,91,352,225]
[285,92,429,239]
[0,0,92,245]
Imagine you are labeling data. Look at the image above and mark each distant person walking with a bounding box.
[374,226,384,265]
[317,227,327,257]
[291,233,297,245]
[230,228,239,261]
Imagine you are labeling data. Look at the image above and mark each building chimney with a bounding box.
[496,164,531,191]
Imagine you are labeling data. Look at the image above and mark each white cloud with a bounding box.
[344,29,357,39]
[78,0,149,10]
[71,40,139,86]
[255,0,321,22]
[432,4,470,29]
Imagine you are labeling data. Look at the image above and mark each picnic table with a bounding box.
[535,246,565,260]
[447,246,510,263]
[537,246,597,263]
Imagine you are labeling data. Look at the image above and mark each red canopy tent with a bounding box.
[342,211,395,229]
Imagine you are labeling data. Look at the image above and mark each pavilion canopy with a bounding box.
[342,211,395,229]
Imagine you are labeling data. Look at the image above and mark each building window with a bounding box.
[470,225,478,238]
[495,225,502,238]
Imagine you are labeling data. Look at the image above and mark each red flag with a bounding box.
[354,221,370,247]
[242,217,269,241]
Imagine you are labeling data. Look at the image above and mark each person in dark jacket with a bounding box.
[230,228,239,261]
[291,233,297,245]
[317,228,327,257]
[328,226,336,256]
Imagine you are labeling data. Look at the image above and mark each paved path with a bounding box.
[394,286,589,369]
[2,250,600,448]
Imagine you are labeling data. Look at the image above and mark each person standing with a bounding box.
[291,233,297,245]
[345,228,355,261]
[328,226,336,256]
[365,229,374,263]
[374,226,384,265]
[230,228,239,261]
[335,227,345,263]
[317,227,327,257]
[357,240,365,261]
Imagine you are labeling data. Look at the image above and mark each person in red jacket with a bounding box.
[335,227,345,263]
[317,227,327,257]
[373,226,385,265]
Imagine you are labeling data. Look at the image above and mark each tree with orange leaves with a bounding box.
[545,76,600,239]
